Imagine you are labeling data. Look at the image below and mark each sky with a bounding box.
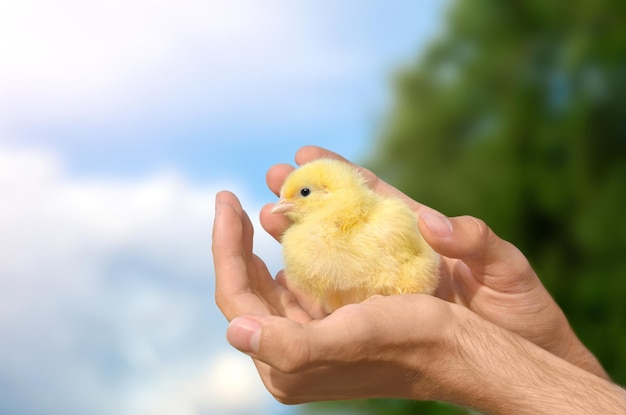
[0,1,446,414]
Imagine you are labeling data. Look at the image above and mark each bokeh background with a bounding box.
[1,1,624,415]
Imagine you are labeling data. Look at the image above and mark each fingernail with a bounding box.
[227,317,262,353]
[421,212,453,236]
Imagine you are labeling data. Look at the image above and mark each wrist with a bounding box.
[427,306,502,406]
[561,332,611,380]
[434,308,624,414]
[541,308,611,380]
[404,304,488,404]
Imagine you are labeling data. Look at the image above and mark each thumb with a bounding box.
[418,213,536,287]
[226,305,392,373]
[226,315,323,373]
[226,316,264,354]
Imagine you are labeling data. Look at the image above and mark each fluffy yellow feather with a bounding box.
[272,158,440,312]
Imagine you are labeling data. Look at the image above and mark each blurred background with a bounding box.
[1,1,624,415]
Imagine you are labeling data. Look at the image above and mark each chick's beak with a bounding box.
[271,198,294,214]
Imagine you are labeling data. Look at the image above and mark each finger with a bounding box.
[227,295,447,371]
[294,146,379,188]
[258,358,403,404]
[252,258,313,324]
[275,271,328,319]
[215,189,256,264]
[273,146,393,200]
[269,146,439,217]
[226,311,363,372]
[294,145,350,165]
[260,203,289,242]
[418,214,538,292]
[241,206,255,262]
[294,146,442,215]
[213,191,268,320]
[213,192,250,316]
[266,163,295,197]
[213,191,247,276]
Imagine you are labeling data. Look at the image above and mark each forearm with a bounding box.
[435,310,625,415]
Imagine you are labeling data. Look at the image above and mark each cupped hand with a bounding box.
[259,146,607,379]
[213,190,460,404]
[226,295,460,404]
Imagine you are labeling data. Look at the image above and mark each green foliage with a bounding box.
[305,0,626,414]
[379,0,626,383]
[376,0,626,382]
[299,399,469,415]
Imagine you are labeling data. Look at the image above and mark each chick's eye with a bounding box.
[300,187,311,197]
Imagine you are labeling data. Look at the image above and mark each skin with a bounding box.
[213,146,626,413]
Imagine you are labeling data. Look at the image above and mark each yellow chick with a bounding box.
[272,158,440,312]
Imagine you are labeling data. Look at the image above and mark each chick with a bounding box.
[272,158,440,312]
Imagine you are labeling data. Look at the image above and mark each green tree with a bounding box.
[303,0,626,414]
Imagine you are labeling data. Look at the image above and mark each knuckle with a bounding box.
[214,289,223,305]
[213,292,246,321]
[274,338,311,374]
[276,354,306,374]
[469,216,490,238]
[214,291,233,315]
[279,293,301,311]
[214,291,226,312]
[466,216,493,249]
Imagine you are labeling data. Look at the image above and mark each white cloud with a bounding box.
[0,0,364,130]
[0,144,284,415]
[128,351,268,415]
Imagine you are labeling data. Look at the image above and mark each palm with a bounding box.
[260,146,570,355]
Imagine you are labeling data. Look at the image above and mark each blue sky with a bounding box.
[0,1,445,414]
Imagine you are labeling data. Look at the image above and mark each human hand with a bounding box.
[260,146,608,379]
[213,190,458,403]
[213,193,623,412]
